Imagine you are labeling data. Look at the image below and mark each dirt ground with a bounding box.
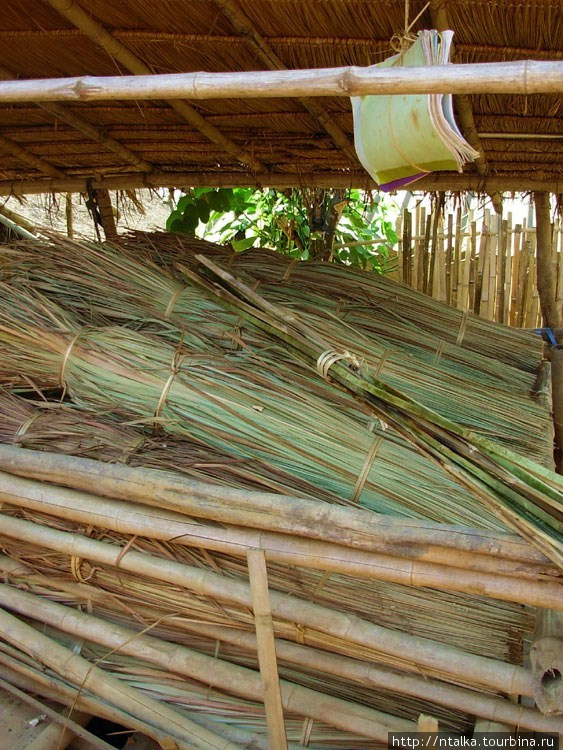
[1,189,173,240]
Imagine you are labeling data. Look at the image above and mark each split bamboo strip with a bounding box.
[247,550,289,750]
[0,515,534,696]
[0,608,244,750]
[0,584,411,741]
[0,446,546,565]
[0,61,561,105]
[0,471,559,607]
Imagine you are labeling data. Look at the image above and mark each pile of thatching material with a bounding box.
[0,232,562,748]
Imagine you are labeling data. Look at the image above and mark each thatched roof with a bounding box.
[0,0,562,195]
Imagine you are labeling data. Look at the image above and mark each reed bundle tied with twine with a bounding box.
[0,231,562,742]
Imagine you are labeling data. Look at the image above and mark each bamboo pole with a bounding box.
[0,584,410,741]
[476,212,489,314]
[0,61,561,105]
[0,64,155,174]
[94,188,118,240]
[0,608,243,750]
[0,517,535,696]
[510,222,522,327]
[1,172,563,197]
[153,619,563,734]
[9,556,561,735]
[0,449,548,565]
[0,470,559,608]
[247,550,289,750]
[210,0,357,163]
[65,193,74,239]
[0,134,67,180]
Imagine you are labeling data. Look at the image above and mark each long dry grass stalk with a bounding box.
[187,256,563,567]
[0,445,546,565]
[0,391,551,576]
[0,584,415,741]
[0,607,244,750]
[3,234,549,463]
[0,514,534,696]
[0,470,559,608]
[0,283,506,530]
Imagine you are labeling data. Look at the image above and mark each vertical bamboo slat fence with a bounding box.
[395,206,563,328]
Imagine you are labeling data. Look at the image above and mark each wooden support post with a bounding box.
[535,192,561,330]
[65,193,74,239]
[93,189,117,240]
[552,347,563,473]
[247,548,288,750]
[530,609,563,715]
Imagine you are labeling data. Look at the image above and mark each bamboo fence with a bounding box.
[395,205,563,328]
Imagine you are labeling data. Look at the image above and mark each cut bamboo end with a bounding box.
[530,610,563,716]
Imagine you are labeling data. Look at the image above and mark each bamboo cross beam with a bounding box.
[1,171,563,197]
[0,61,561,105]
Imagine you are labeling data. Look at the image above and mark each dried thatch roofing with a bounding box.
[0,0,562,196]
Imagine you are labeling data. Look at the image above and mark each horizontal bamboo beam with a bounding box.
[0,62,561,105]
[0,471,559,608]
[0,446,546,564]
[1,170,563,196]
[0,516,534,696]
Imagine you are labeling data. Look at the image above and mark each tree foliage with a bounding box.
[166,187,398,272]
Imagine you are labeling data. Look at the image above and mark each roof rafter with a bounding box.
[0,64,155,174]
[0,133,68,180]
[45,0,266,173]
[211,0,358,163]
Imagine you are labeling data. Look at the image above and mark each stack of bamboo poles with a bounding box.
[395,205,563,328]
[0,232,561,746]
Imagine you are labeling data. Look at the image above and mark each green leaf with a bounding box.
[196,198,211,223]
[231,236,257,252]
[182,204,200,226]
[176,195,194,213]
